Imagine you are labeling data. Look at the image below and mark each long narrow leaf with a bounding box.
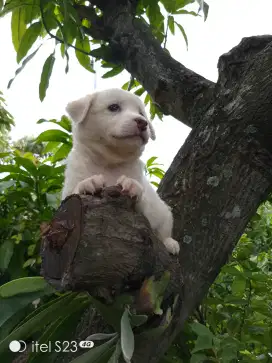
[8,45,42,88]
[120,309,134,363]
[17,21,42,63]
[11,7,27,51]
[39,52,55,101]
[0,277,51,298]
[75,36,94,73]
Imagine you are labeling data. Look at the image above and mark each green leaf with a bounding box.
[15,156,37,175]
[39,52,55,101]
[190,353,208,363]
[224,296,247,305]
[192,334,214,353]
[89,296,123,332]
[0,277,50,298]
[174,10,199,16]
[27,295,91,363]
[144,93,150,105]
[168,15,175,35]
[146,156,158,168]
[0,0,29,17]
[0,152,10,158]
[108,340,121,363]
[231,277,246,295]
[8,45,42,88]
[160,0,194,13]
[0,240,14,271]
[0,288,54,329]
[102,66,124,79]
[197,0,209,21]
[221,265,243,277]
[148,167,165,180]
[121,309,134,363]
[146,2,164,31]
[52,143,71,162]
[134,87,145,96]
[16,292,73,329]
[70,337,117,363]
[85,333,118,341]
[59,115,72,132]
[190,322,214,338]
[11,7,27,52]
[138,307,172,339]
[151,181,159,188]
[0,164,28,175]
[25,0,40,24]
[175,22,188,50]
[37,116,72,132]
[16,21,42,63]
[75,36,94,73]
[251,273,268,281]
[42,141,61,154]
[36,129,71,144]
[129,314,148,327]
[90,45,113,60]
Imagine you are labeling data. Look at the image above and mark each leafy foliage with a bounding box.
[0,132,66,280]
[1,0,208,120]
[0,91,14,152]
[163,202,272,363]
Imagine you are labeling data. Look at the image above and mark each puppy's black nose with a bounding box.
[135,118,147,131]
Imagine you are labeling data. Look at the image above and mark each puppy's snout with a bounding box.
[134,118,147,131]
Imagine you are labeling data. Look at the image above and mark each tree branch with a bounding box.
[75,1,215,128]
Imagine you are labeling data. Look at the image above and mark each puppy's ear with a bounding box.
[66,94,93,123]
[149,121,156,141]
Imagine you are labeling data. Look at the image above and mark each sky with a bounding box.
[0,0,271,169]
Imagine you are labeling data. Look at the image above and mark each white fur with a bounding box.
[62,88,180,255]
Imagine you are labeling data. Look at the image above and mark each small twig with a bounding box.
[163,15,170,49]
[238,279,252,340]
[127,76,135,91]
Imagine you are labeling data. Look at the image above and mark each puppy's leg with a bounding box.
[73,174,105,195]
[117,176,179,255]
[116,175,143,199]
[138,181,180,255]
[154,203,180,255]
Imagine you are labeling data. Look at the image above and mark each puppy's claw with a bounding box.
[163,238,180,255]
[73,174,105,195]
[116,175,143,199]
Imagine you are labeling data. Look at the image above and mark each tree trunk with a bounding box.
[40,1,272,361]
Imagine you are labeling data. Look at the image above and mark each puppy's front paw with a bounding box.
[163,238,180,255]
[116,175,143,199]
[73,174,105,195]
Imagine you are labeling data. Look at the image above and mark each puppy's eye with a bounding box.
[139,111,144,116]
[108,104,121,112]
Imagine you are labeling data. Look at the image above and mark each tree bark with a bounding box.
[39,1,272,362]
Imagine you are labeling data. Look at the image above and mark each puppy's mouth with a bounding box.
[112,134,147,143]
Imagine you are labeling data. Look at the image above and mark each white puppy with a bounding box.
[62,88,180,255]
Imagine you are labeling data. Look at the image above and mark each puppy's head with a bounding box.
[66,88,156,159]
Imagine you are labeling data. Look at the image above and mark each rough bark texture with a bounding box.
[39,1,272,362]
